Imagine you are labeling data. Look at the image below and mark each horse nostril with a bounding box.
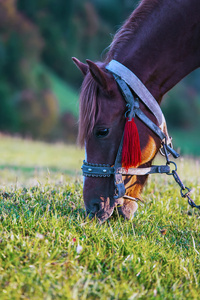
[86,200,100,216]
[91,203,100,213]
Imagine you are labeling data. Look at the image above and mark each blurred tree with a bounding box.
[16,89,58,139]
[0,0,58,138]
[17,0,138,87]
[162,69,200,131]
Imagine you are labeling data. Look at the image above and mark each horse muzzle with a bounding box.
[85,195,124,223]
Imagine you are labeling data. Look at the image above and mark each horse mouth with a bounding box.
[87,206,115,224]
[86,197,138,223]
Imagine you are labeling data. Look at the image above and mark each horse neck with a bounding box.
[109,0,200,103]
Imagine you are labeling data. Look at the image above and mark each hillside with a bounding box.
[33,64,79,117]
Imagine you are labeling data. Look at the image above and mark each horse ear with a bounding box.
[72,57,88,76]
[86,59,108,90]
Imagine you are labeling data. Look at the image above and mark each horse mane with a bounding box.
[78,0,159,146]
[106,0,160,61]
[78,72,99,146]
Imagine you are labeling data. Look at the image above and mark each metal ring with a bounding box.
[180,186,191,198]
[159,146,171,157]
[125,107,131,118]
[159,140,172,157]
[166,161,177,175]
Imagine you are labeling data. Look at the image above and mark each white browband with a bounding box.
[106,60,163,126]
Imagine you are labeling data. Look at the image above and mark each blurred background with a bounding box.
[0,0,199,155]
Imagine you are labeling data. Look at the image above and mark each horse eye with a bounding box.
[94,128,109,139]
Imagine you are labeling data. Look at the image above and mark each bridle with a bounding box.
[82,60,200,210]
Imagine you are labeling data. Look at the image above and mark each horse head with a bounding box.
[73,57,161,222]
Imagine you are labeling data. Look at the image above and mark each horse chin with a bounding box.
[117,199,138,220]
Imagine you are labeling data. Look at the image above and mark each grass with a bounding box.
[0,135,200,299]
[0,134,84,186]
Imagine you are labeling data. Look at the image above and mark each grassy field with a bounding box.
[0,135,200,299]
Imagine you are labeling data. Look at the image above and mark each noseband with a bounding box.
[82,60,200,210]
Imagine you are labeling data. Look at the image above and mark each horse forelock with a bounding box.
[78,73,99,146]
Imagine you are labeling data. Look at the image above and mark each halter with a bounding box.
[82,60,200,210]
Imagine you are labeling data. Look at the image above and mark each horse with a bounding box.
[73,0,200,223]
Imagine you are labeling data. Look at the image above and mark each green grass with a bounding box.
[0,135,84,187]
[0,135,200,299]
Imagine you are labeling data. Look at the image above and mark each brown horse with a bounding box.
[73,0,200,223]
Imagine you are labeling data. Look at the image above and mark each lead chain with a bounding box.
[162,142,200,210]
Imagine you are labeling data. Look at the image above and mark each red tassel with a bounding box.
[122,118,141,170]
